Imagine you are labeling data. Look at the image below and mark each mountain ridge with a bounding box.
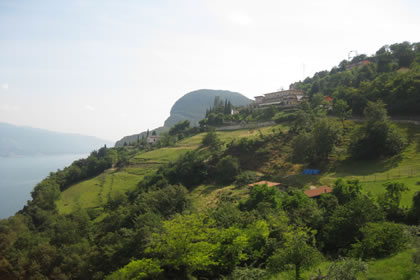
[0,122,112,157]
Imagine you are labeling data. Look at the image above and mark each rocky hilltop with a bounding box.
[115,89,252,147]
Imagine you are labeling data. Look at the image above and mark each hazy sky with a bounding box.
[1,0,419,141]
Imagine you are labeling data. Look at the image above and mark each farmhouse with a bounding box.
[254,89,304,107]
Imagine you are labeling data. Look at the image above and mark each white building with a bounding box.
[255,89,304,107]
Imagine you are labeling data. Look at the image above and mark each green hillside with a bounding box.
[2,42,420,280]
[57,126,276,214]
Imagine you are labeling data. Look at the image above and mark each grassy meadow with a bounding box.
[271,249,418,280]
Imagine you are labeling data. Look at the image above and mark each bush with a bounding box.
[215,155,240,185]
[273,111,297,124]
[106,258,162,280]
[201,130,221,151]
[235,171,259,187]
[350,101,407,159]
[350,222,409,259]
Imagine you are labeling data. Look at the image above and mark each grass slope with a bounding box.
[270,249,418,280]
[57,122,420,214]
[56,127,273,214]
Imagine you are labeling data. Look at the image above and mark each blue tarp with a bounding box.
[302,169,320,175]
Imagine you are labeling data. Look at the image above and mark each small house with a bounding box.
[304,186,332,198]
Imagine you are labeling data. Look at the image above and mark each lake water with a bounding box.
[0,154,87,219]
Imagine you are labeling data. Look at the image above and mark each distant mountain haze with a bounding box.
[115,89,252,147]
[0,122,112,157]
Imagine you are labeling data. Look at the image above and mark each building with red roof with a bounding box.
[304,186,332,198]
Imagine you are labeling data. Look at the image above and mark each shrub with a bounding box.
[350,222,409,259]
[235,171,259,187]
[215,155,240,185]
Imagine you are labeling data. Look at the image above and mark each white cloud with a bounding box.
[228,12,253,26]
[1,83,8,90]
[84,105,96,111]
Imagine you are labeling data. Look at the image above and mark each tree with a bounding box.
[292,118,340,164]
[201,129,221,152]
[350,222,409,259]
[377,182,409,221]
[311,93,325,109]
[332,179,362,205]
[408,191,420,224]
[146,214,218,278]
[350,100,407,159]
[322,196,384,254]
[267,227,322,280]
[106,258,162,280]
[240,184,282,211]
[169,120,190,136]
[213,227,249,275]
[332,99,352,129]
[390,41,415,68]
[215,155,240,185]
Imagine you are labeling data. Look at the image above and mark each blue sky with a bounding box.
[1,0,419,141]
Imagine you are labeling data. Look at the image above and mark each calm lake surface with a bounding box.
[0,154,87,219]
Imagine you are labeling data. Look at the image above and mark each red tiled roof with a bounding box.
[323,96,334,103]
[304,186,332,198]
[247,180,281,187]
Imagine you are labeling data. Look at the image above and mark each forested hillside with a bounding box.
[290,41,420,116]
[1,41,420,280]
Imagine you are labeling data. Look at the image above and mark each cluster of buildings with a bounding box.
[254,89,305,107]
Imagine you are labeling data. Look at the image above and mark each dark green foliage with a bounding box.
[290,41,420,116]
[235,171,260,187]
[280,191,322,228]
[350,101,407,159]
[201,129,222,152]
[332,99,352,128]
[169,120,190,136]
[165,151,208,189]
[133,185,191,219]
[322,196,384,254]
[225,137,267,170]
[350,222,409,259]
[377,182,409,222]
[292,118,341,164]
[408,191,420,224]
[332,179,362,205]
[267,228,322,280]
[240,184,282,211]
[215,155,240,185]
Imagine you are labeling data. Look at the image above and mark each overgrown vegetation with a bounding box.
[1,41,420,280]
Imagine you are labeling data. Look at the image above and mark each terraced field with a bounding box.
[55,126,276,214]
[56,122,420,213]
